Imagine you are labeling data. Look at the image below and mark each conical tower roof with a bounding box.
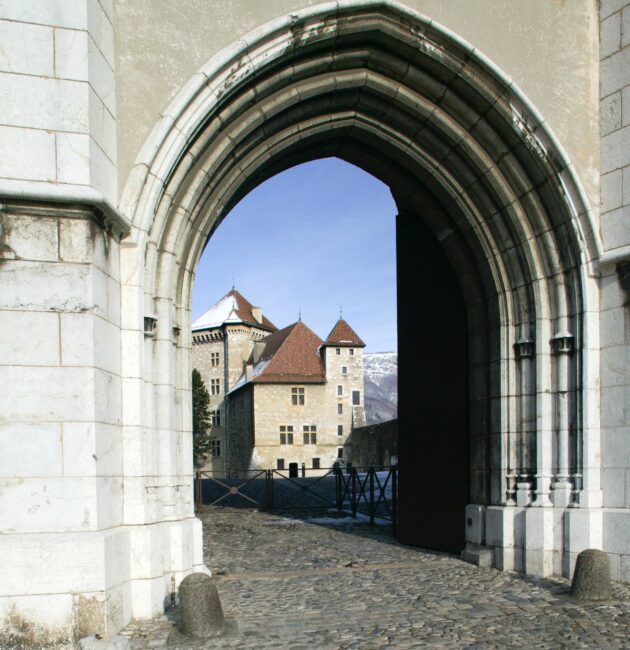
[323,319,365,348]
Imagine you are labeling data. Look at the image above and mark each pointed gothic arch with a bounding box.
[119,0,602,577]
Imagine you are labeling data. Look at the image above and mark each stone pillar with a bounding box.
[0,199,128,645]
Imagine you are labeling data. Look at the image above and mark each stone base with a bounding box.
[462,544,494,568]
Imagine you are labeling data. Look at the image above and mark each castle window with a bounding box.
[337,403,343,415]
[337,425,343,436]
[352,390,361,405]
[337,448,344,459]
[335,348,341,355]
[210,378,220,395]
[291,387,305,405]
[303,425,316,444]
[210,352,220,366]
[337,385,343,396]
[280,425,294,445]
[312,458,320,469]
[342,366,347,374]
[349,349,354,356]
[210,439,221,457]
[277,459,285,470]
[211,410,220,426]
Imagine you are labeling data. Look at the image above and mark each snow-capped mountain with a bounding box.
[363,352,397,425]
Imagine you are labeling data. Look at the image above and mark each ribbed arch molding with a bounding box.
[120,0,602,512]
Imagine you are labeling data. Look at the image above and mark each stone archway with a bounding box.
[119,0,601,605]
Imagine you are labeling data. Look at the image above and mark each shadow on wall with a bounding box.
[346,419,398,469]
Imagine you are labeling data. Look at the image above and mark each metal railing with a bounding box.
[195,465,398,534]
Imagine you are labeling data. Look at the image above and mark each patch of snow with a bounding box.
[262,517,304,526]
[193,294,242,330]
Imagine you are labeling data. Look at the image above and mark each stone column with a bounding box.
[0,198,129,645]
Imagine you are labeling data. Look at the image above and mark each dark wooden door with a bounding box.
[396,212,469,553]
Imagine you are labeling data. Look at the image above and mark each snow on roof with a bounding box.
[192,293,241,330]
[192,289,276,332]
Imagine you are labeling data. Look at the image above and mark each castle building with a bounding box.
[191,290,366,475]
[191,289,277,475]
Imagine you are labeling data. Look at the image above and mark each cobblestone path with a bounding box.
[121,507,630,649]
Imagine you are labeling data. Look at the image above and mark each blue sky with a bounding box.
[192,157,398,352]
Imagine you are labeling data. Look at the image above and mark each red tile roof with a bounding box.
[250,321,326,384]
[228,289,277,331]
[323,319,365,347]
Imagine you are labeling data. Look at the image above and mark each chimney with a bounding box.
[252,307,263,324]
[253,340,265,363]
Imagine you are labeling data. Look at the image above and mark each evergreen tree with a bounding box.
[192,368,213,469]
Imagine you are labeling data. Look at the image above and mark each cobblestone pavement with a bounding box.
[121,507,630,649]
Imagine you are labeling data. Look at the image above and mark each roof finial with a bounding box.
[339,305,343,320]
[298,308,302,322]
[231,272,235,290]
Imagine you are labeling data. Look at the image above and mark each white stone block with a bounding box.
[0,593,73,647]
[0,310,60,366]
[87,0,114,66]
[92,266,109,318]
[600,47,630,100]
[57,132,91,185]
[0,125,56,182]
[94,369,122,426]
[0,20,53,75]
[90,136,117,202]
[96,477,123,529]
[0,477,97,533]
[622,5,630,48]
[121,426,145,476]
[60,312,94,367]
[94,317,121,376]
[0,422,62,477]
[601,385,626,427]
[0,72,89,133]
[0,365,94,422]
[55,27,89,81]
[108,276,121,327]
[465,504,485,544]
[602,206,630,250]
[524,507,555,576]
[121,378,143,426]
[58,217,93,264]
[89,87,117,163]
[0,260,93,312]
[601,92,622,137]
[63,421,97,477]
[0,213,58,261]
[0,0,87,29]
[0,531,105,594]
[104,529,131,591]
[600,169,622,212]
[601,0,625,20]
[87,36,115,117]
[623,85,630,128]
[600,11,621,59]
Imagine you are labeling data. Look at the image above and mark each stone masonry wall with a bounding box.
[346,419,398,469]
[599,0,630,582]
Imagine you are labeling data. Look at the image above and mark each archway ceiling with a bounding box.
[125,3,599,327]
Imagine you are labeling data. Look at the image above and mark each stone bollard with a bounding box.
[570,549,611,601]
[179,573,225,638]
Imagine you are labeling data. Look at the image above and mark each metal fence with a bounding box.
[195,465,398,534]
